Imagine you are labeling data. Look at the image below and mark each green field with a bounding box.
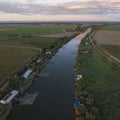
[0,47,37,80]
[100,25,120,31]
[0,36,59,48]
[75,38,120,120]
[0,24,74,48]
[0,24,74,35]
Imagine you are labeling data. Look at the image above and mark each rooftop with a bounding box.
[23,69,32,79]
[0,90,19,104]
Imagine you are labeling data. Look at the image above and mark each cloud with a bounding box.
[0,0,120,16]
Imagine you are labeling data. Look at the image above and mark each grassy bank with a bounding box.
[75,35,120,120]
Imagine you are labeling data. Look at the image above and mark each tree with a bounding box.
[85,98,94,106]
[77,105,86,116]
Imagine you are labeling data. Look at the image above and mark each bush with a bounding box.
[85,98,94,106]
[77,105,86,116]
[86,112,95,120]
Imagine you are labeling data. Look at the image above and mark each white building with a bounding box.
[22,69,33,79]
[0,90,19,104]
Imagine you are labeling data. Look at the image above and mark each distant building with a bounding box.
[0,90,19,104]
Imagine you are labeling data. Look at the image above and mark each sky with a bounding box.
[0,0,120,22]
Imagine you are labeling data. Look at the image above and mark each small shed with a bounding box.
[22,69,32,79]
[76,74,82,80]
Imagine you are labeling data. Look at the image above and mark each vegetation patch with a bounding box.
[0,36,59,48]
[0,24,75,35]
[0,47,37,80]
[39,31,77,38]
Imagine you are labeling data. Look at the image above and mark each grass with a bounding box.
[100,25,120,31]
[0,36,59,48]
[0,24,74,35]
[0,47,37,80]
[76,38,120,120]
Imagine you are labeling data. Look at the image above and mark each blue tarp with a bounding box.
[74,100,81,107]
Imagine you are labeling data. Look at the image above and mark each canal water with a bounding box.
[8,32,86,120]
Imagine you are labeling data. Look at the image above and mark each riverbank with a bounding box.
[74,31,120,120]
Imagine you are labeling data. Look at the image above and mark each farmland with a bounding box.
[0,47,37,80]
[0,23,76,81]
[0,36,59,48]
[0,24,77,48]
[93,25,120,60]
[0,24,74,35]
[100,25,120,31]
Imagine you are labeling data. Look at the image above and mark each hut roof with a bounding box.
[0,90,19,104]
[23,69,32,79]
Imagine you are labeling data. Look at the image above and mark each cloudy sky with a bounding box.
[0,0,120,21]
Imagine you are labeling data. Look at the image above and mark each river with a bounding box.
[8,29,90,120]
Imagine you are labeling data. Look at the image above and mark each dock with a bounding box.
[19,92,38,105]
